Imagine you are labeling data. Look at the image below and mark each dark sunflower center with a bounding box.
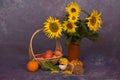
[72,16,76,20]
[49,23,59,32]
[90,16,96,26]
[71,8,76,13]
[66,22,73,29]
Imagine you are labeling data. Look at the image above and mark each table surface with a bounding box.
[0,44,120,80]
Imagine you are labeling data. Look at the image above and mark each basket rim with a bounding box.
[29,28,62,63]
[35,53,63,60]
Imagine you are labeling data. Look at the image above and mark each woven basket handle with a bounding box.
[29,28,62,60]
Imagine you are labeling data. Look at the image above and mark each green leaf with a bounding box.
[62,14,69,22]
[74,39,81,44]
[65,37,72,46]
[81,10,90,16]
[41,61,59,71]
[86,33,99,42]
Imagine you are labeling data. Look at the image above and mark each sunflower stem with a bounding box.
[81,10,90,16]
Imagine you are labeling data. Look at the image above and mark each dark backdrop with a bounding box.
[0,0,120,80]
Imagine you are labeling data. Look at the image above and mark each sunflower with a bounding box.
[86,10,102,32]
[63,21,77,33]
[68,13,79,23]
[66,2,81,15]
[43,16,62,39]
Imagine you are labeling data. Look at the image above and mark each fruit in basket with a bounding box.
[27,60,39,72]
[44,50,53,58]
[52,54,57,58]
[35,55,44,60]
[54,50,62,56]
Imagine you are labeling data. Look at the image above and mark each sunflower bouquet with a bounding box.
[43,2,102,45]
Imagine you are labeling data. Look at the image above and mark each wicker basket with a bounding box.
[29,28,63,65]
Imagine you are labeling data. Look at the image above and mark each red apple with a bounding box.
[54,50,62,56]
[44,50,53,58]
[35,55,44,60]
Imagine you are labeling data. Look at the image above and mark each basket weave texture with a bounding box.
[29,28,63,64]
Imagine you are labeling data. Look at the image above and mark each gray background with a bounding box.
[0,0,120,80]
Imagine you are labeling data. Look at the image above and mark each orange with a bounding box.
[27,60,39,72]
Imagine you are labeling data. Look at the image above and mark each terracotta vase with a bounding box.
[68,42,80,61]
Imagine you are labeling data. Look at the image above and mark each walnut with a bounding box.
[66,63,74,72]
[72,65,84,75]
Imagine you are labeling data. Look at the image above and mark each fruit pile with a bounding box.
[35,50,62,60]
[26,51,84,75]
[26,49,62,72]
[26,58,84,75]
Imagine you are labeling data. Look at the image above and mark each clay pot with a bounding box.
[68,42,80,61]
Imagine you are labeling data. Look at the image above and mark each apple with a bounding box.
[44,50,53,58]
[54,50,62,56]
[35,55,44,60]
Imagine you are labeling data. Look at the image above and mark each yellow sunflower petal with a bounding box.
[68,13,79,23]
[63,21,77,33]
[66,2,81,15]
[86,10,102,32]
[43,16,62,39]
